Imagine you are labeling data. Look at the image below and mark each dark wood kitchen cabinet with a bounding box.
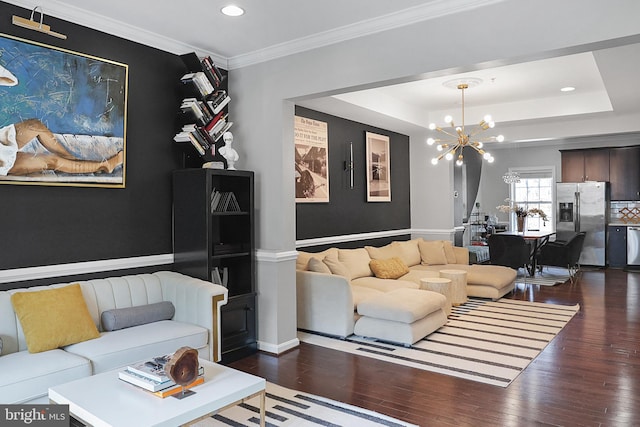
[609,146,640,200]
[561,148,609,182]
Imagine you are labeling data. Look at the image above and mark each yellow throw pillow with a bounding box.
[369,257,410,279]
[11,284,100,353]
[418,240,448,265]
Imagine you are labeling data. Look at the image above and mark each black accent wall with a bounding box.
[0,2,184,270]
[295,106,410,242]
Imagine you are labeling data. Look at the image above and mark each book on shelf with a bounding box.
[180,98,214,126]
[207,91,231,115]
[181,72,215,97]
[212,121,234,142]
[205,111,227,133]
[210,189,241,213]
[181,132,205,156]
[180,52,226,90]
[201,56,225,88]
[211,266,228,287]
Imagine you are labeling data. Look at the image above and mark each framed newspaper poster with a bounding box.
[294,115,329,203]
[366,131,391,202]
[0,32,127,188]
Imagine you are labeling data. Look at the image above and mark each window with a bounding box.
[509,167,554,233]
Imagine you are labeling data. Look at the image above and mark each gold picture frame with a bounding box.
[0,32,128,188]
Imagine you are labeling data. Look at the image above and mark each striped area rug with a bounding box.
[516,267,571,286]
[193,382,417,427]
[299,298,580,387]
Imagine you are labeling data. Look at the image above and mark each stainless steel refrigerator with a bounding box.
[556,182,609,266]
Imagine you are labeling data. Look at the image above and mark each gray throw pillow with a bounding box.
[0,336,2,355]
[101,301,175,331]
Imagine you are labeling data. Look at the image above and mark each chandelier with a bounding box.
[428,80,504,166]
[502,170,521,184]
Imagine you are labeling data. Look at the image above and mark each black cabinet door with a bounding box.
[609,146,640,201]
[608,226,627,268]
[220,294,257,362]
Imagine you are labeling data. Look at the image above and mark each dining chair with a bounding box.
[488,234,532,285]
[536,232,586,283]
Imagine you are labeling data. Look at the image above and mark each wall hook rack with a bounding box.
[12,6,67,40]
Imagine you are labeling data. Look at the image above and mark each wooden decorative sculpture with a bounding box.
[166,346,200,399]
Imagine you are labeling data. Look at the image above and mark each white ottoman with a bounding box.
[420,277,452,316]
[354,288,447,346]
[439,269,468,306]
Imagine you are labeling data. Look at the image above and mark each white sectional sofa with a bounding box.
[296,239,516,339]
[0,271,227,404]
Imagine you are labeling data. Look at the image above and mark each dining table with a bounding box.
[498,230,556,276]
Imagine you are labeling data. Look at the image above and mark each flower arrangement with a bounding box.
[496,199,548,221]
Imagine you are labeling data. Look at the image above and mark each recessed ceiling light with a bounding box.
[560,86,575,92]
[221,5,245,17]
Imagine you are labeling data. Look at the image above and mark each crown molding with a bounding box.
[1,0,227,66]
[227,0,505,69]
[2,0,503,70]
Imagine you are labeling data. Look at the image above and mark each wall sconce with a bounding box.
[344,142,354,189]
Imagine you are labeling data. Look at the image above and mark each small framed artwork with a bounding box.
[0,32,128,188]
[366,132,391,202]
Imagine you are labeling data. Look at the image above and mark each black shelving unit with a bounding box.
[172,168,256,362]
[175,52,232,169]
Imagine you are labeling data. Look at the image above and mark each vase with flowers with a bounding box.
[496,199,548,233]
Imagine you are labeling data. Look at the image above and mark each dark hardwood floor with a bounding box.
[228,268,640,426]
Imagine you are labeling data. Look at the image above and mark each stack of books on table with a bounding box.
[118,354,204,398]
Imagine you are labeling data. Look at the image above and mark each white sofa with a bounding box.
[296,239,517,338]
[0,271,227,404]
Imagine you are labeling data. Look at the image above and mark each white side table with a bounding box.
[420,277,452,316]
[439,269,468,306]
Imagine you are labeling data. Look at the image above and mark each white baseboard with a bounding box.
[257,338,300,355]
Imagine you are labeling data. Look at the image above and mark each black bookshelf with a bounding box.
[172,168,256,362]
[174,52,232,169]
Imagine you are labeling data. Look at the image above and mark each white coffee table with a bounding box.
[48,359,266,427]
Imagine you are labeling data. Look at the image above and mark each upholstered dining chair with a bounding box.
[536,232,586,283]
[488,234,532,284]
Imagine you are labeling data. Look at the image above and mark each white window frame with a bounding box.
[507,166,556,233]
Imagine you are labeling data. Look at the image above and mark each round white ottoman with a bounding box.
[353,288,447,346]
[439,269,468,306]
[420,277,452,316]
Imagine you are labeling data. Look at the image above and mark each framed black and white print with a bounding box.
[365,131,391,202]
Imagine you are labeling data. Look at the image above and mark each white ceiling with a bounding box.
[6,0,640,146]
